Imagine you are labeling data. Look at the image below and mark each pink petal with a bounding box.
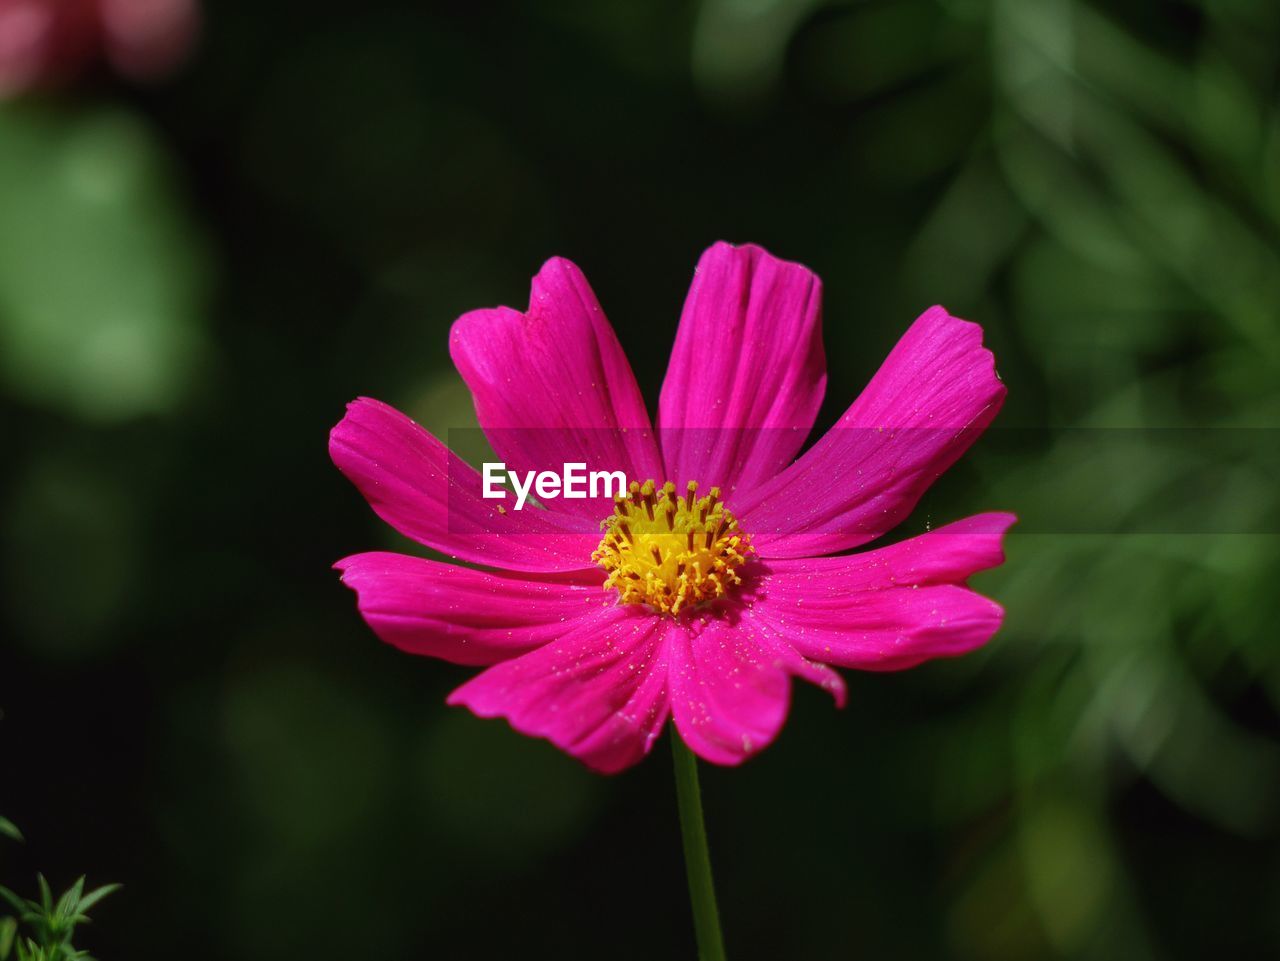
[447,607,671,774]
[737,306,1005,557]
[750,513,1015,671]
[0,0,95,95]
[100,0,199,79]
[658,242,826,499]
[666,613,796,766]
[330,397,598,572]
[335,552,609,666]
[450,257,663,521]
[741,607,848,707]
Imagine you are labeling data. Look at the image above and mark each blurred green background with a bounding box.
[2,1,1279,958]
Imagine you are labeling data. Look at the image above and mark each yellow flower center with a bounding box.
[593,479,751,615]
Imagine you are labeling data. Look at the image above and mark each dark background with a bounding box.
[2,1,1279,958]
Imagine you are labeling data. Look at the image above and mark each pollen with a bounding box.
[592,479,751,615]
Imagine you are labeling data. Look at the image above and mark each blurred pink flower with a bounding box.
[332,242,1013,772]
[0,0,196,97]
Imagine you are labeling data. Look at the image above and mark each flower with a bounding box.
[331,242,1013,773]
[0,0,197,98]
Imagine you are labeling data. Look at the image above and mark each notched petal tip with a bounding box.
[534,254,587,283]
[920,304,1007,400]
[952,511,1018,572]
[660,240,827,495]
[446,257,594,360]
[811,667,848,710]
[697,239,821,280]
[987,510,1018,549]
[330,394,403,440]
[825,668,849,708]
[328,397,372,463]
[444,610,672,773]
[333,550,391,577]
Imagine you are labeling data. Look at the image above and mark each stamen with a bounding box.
[592,478,751,616]
[641,480,656,520]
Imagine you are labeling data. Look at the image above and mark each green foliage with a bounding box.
[0,823,118,961]
[0,103,210,422]
[695,0,1280,954]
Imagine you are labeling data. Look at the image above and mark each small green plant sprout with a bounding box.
[0,820,119,961]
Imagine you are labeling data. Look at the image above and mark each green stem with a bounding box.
[671,728,727,961]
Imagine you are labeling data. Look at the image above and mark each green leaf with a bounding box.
[0,103,210,422]
[71,885,118,917]
[52,878,84,930]
[0,916,17,959]
[0,890,23,915]
[34,878,51,917]
[0,820,21,843]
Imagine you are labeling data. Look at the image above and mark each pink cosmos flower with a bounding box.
[331,242,1013,773]
[0,0,196,98]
